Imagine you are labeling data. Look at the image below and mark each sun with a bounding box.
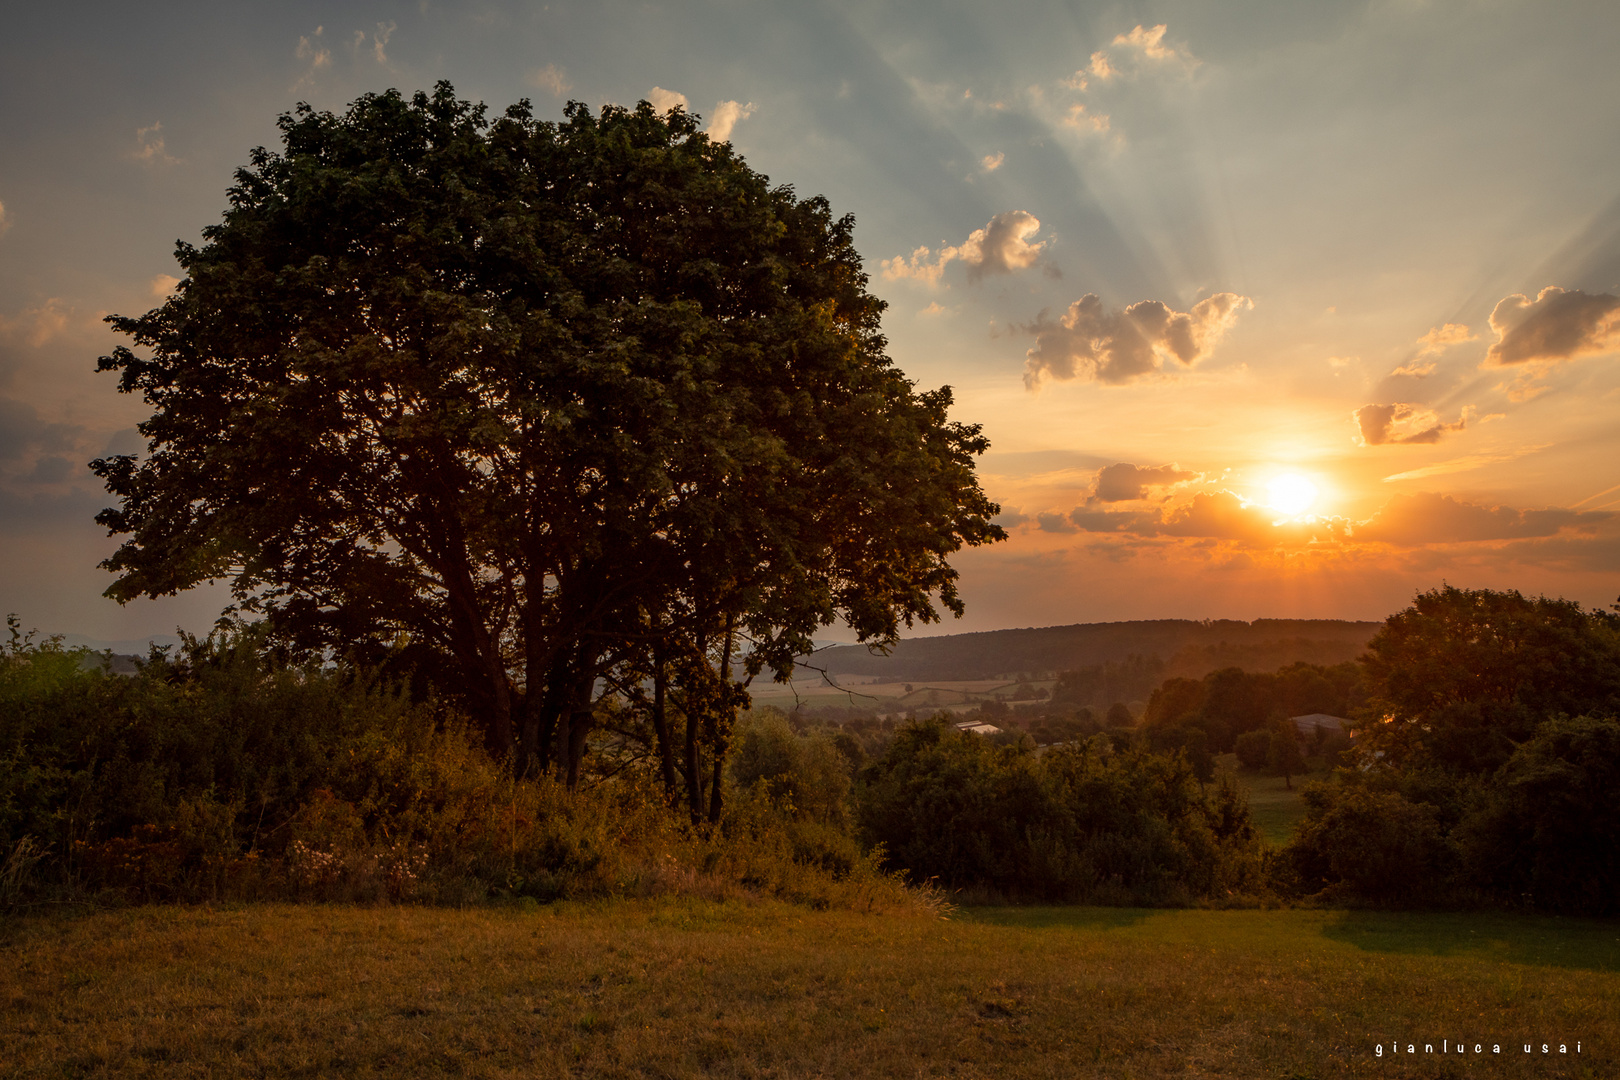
[1265,473,1319,518]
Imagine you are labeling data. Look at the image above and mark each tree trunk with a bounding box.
[650,648,679,804]
[706,617,736,825]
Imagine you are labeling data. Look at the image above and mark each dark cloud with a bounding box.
[1067,490,1336,546]
[1485,286,1620,366]
[0,397,82,460]
[1090,461,1195,502]
[1035,511,1079,533]
[1353,403,1468,446]
[1352,492,1611,546]
[1024,292,1251,387]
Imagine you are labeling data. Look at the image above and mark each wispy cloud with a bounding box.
[1392,321,1476,375]
[0,198,9,237]
[132,122,178,166]
[528,64,571,96]
[882,211,1046,287]
[1088,24,1197,82]
[372,21,397,66]
[149,274,180,299]
[1023,292,1251,388]
[1381,445,1550,482]
[294,26,331,90]
[980,152,1004,172]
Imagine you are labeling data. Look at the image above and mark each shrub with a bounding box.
[1283,781,1453,906]
[1234,730,1270,769]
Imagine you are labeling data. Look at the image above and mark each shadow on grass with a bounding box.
[1320,910,1620,973]
[958,906,1155,931]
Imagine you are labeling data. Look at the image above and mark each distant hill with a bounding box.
[816,619,1381,683]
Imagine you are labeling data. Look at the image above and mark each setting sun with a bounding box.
[1266,473,1319,518]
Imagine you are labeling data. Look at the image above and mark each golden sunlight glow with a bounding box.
[1265,473,1319,518]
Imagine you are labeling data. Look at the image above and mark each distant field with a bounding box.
[1221,755,1313,846]
[3,901,1613,1078]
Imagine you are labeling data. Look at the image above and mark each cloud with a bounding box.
[1391,322,1477,376]
[1067,490,1333,547]
[1088,24,1197,81]
[1352,403,1470,446]
[372,21,396,65]
[0,298,72,347]
[1023,292,1251,388]
[1381,445,1545,483]
[917,301,953,318]
[980,152,1004,172]
[1062,104,1110,133]
[149,274,180,299]
[0,397,82,462]
[881,211,1046,287]
[132,122,178,166]
[707,100,755,142]
[1485,286,1620,366]
[1036,511,1079,533]
[528,64,571,96]
[0,198,9,237]
[1090,462,1195,502]
[648,87,689,114]
[1353,492,1610,546]
[294,26,331,87]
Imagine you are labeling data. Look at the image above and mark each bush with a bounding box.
[0,627,924,913]
[858,718,1260,903]
[1283,781,1453,906]
[1455,715,1620,915]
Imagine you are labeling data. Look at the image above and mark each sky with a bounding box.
[2,0,1619,646]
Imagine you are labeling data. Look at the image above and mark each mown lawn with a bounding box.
[2,900,1614,1078]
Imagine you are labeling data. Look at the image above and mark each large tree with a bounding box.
[1357,586,1620,774]
[94,84,1003,792]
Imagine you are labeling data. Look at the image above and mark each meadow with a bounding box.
[2,899,1613,1079]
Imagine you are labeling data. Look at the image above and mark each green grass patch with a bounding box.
[3,901,1614,1078]
[1220,754,1312,846]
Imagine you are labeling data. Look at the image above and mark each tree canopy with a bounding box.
[1357,585,1620,774]
[93,83,1003,807]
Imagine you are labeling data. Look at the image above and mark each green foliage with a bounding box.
[92,82,1004,788]
[1284,781,1453,906]
[1455,715,1620,915]
[1233,730,1270,769]
[728,708,853,827]
[1358,585,1620,775]
[858,718,1260,902]
[0,626,917,911]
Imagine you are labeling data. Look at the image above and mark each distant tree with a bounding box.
[1233,729,1270,770]
[92,84,1003,801]
[1358,586,1620,774]
[1266,718,1307,790]
[1105,702,1135,727]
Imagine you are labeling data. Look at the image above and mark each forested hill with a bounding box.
[817,619,1381,682]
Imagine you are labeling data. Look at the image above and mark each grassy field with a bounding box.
[3,900,1614,1078]
[1218,755,1312,847]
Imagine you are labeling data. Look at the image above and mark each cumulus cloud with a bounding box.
[1090,462,1195,503]
[648,87,689,114]
[980,152,1004,172]
[149,274,180,299]
[1485,286,1620,366]
[881,211,1046,287]
[528,64,571,95]
[707,100,755,142]
[0,298,72,347]
[1352,403,1471,446]
[1023,292,1251,388]
[1353,492,1610,546]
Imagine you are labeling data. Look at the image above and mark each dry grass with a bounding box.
[2,900,1615,1078]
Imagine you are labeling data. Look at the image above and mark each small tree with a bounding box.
[1266,719,1306,790]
